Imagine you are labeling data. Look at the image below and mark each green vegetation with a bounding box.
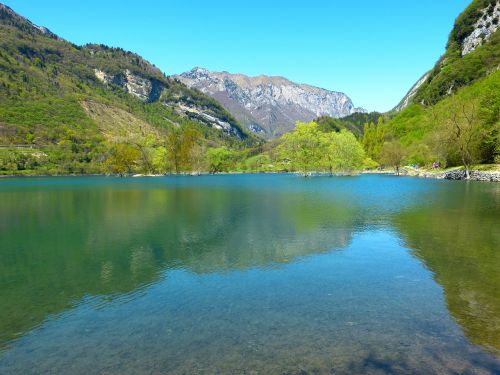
[207,147,235,173]
[105,143,141,176]
[0,6,256,176]
[0,0,498,178]
[362,116,386,160]
[276,122,365,176]
[380,141,406,176]
[365,0,500,175]
[315,111,382,137]
[380,71,499,173]
[414,0,499,105]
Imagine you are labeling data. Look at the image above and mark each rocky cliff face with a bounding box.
[93,67,243,139]
[462,1,499,55]
[94,69,163,102]
[174,68,366,138]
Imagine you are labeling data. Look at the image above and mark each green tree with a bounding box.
[190,143,207,174]
[362,120,385,161]
[207,147,233,173]
[165,125,202,173]
[152,146,169,174]
[322,130,365,175]
[179,126,202,172]
[246,154,272,172]
[434,86,498,178]
[105,143,140,176]
[278,121,323,176]
[130,140,154,174]
[165,131,182,174]
[380,141,406,176]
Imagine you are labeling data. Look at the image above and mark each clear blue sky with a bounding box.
[5,0,471,112]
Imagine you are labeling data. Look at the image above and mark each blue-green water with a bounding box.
[0,174,499,374]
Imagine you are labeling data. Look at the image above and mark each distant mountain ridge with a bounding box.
[175,67,366,139]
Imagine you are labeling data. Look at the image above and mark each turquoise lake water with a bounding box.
[0,174,499,374]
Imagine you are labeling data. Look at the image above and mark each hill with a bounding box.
[383,0,499,173]
[396,0,499,110]
[0,3,255,175]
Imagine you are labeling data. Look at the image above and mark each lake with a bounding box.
[0,174,499,374]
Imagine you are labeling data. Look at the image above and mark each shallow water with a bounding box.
[0,174,499,374]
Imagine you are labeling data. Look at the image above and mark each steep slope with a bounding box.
[85,46,245,138]
[384,0,500,168]
[393,72,430,112]
[395,0,499,110]
[0,3,253,174]
[175,67,366,139]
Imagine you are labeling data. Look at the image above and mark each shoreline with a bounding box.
[1,168,500,182]
[399,167,500,182]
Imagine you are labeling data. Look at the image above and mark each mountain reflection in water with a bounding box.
[0,175,499,374]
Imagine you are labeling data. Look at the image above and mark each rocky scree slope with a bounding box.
[175,67,366,139]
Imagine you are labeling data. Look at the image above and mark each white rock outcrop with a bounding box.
[124,70,153,101]
[462,1,499,55]
[94,68,243,138]
[94,69,114,85]
[94,69,161,102]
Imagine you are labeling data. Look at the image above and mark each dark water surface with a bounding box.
[0,174,499,374]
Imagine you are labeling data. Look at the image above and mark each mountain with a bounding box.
[384,0,499,169]
[0,3,255,174]
[0,4,247,139]
[393,72,430,112]
[174,67,366,139]
[395,0,499,111]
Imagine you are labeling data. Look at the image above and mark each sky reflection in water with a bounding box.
[0,174,499,374]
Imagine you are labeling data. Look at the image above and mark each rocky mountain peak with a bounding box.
[179,67,213,82]
[174,68,366,139]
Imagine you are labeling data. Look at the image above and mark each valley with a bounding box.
[0,0,498,179]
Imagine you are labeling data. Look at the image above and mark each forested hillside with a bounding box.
[380,0,499,176]
[0,3,255,175]
[413,0,499,105]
